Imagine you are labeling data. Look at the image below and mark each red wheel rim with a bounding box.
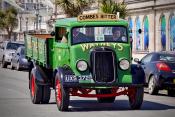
[31,75,35,97]
[56,79,62,105]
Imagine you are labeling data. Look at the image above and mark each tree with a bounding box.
[99,0,127,19]
[0,7,18,40]
[55,0,95,17]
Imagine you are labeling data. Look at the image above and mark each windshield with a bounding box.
[6,43,24,50]
[72,26,128,44]
[20,48,25,55]
[159,54,175,62]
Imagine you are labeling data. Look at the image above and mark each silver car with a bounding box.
[10,46,29,70]
[0,41,24,68]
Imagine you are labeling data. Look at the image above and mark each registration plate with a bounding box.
[64,75,92,83]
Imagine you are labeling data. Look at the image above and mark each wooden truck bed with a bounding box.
[25,34,53,67]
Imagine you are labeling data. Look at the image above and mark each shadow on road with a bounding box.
[144,91,168,97]
[66,100,175,112]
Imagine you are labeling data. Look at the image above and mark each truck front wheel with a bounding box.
[29,72,42,104]
[96,89,115,103]
[128,87,144,109]
[55,72,70,111]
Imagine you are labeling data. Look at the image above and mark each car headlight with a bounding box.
[76,60,88,72]
[119,59,130,70]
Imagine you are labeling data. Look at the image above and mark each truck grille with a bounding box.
[90,48,116,83]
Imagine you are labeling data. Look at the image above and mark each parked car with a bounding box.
[0,41,24,68]
[134,52,175,96]
[10,46,29,70]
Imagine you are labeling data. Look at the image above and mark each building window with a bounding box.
[170,14,175,51]
[136,17,141,50]
[161,15,166,51]
[144,16,149,50]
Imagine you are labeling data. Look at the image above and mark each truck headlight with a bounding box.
[119,59,130,70]
[76,60,88,72]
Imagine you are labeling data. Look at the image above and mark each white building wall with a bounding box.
[148,12,155,52]
[127,0,175,54]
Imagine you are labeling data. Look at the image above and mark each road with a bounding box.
[0,68,175,117]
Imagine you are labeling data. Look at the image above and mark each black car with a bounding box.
[134,52,175,96]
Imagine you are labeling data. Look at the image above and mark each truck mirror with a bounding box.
[50,31,55,36]
[138,29,142,34]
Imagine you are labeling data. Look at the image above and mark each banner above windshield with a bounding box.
[77,13,119,22]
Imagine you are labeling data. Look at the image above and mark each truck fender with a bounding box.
[30,67,45,86]
[54,67,65,84]
[29,62,49,88]
[131,64,145,84]
[54,67,73,86]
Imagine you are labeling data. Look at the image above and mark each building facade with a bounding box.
[0,0,23,42]
[0,0,53,41]
[125,0,175,55]
[16,0,53,34]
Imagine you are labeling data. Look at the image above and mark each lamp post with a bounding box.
[19,13,22,32]
[39,15,42,32]
[35,8,39,31]
[26,17,28,32]
[34,21,35,32]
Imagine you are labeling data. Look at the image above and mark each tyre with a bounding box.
[16,61,20,71]
[41,85,51,104]
[96,89,115,103]
[148,76,158,95]
[128,87,144,109]
[29,71,43,104]
[55,72,70,111]
[10,62,14,70]
[1,57,7,68]
[168,89,175,97]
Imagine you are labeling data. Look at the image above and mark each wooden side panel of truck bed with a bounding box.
[25,34,52,66]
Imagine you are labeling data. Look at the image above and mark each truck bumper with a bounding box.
[63,82,145,88]
[62,74,146,88]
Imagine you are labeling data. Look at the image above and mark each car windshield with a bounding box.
[159,54,175,62]
[6,43,24,50]
[21,48,25,55]
[72,26,127,44]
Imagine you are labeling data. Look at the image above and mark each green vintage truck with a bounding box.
[25,13,145,111]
